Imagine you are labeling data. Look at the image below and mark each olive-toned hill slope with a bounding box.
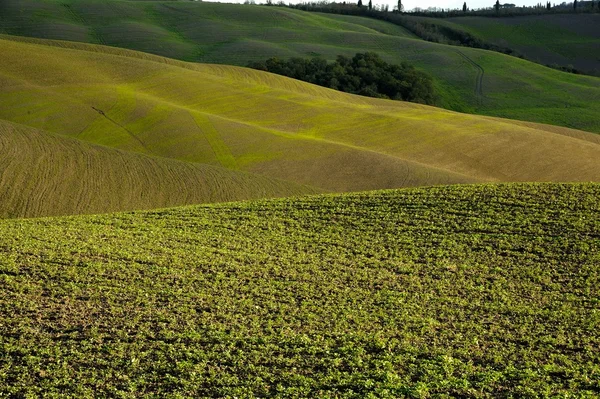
[0,120,318,218]
[1,36,599,197]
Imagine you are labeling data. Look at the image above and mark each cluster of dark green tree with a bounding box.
[248,53,436,105]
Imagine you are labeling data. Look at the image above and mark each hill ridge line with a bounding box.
[118,89,481,181]
[122,85,600,181]
[2,34,599,140]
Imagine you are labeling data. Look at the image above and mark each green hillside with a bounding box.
[1,1,600,133]
[0,119,318,218]
[1,183,599,396]
[416,14,600,76]
[2,35,600,204]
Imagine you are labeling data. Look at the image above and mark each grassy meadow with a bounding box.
[416,14,600,75]
[1,183,599,397]
[1,0,600,132]
[1,35,600,218]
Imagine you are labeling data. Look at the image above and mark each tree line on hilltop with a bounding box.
[248,52,437,105]
[287,0,600,16]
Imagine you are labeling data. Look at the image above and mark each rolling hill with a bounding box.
[1,3,599,394]
[0,0,599,133]
[0,119,319,219]
[1,34,600,206]
[1,183,599,396]
[412,13,600,76]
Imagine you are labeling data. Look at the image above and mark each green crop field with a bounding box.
[0,119,318,219]
[1,34,600,220]
[1,0,600,133]
[1,183,599,397]
[416,14,600,76]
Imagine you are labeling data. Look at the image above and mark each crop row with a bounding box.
[0,183,598,397]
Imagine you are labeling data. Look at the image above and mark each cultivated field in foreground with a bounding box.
[0,119,318,218]
[418,14,600,76]
[1,35,600,205]
[1,183,598,397]
[1,1,600,133]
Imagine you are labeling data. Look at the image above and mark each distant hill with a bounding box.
[0,119,319,218]
[1,0,600,133]
[1,35,600,205]
[412,14,600,76]
[1,183,599,396]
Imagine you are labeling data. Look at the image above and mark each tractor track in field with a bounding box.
[456,49,484,105]
[91,106,150,153]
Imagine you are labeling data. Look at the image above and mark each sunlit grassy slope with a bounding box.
[2,35,600,195]
[0,119,318,218]
[417,14,600,75]
[1,183,599,396]
[1,1,600,132]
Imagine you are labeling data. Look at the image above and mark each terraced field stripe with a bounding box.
[192,112,239,170]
